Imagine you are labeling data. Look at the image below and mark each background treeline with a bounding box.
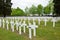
[11,0,54,16]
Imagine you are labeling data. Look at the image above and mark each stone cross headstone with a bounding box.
[22,21,27,33]
[52,18,56,27]
[10,20,15,32]
[0,19,1,27]
[33,21,38,36]
[29,27,32,39]
[28,23,32,39]
[15,20,19,31]
[6,20,9,30]
[19,25,21,34]
[3,19,5,28]
[28,22,38,39]
[19,21,22,34]
[19,21,27,35]
[38,19,41,25]
[44,18,48,26]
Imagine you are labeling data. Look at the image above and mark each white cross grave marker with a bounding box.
[19,21,22,34]
[28,23,32,39]
[3,19,5,28]
[15,20,19,31]
[19,21,27,35]
[10,20,15,32]
[44,18,48,26]
[52,18,56,27]
[6,20,9,30]
[38,18,41,25]
[28,22,38,39]
[22,21,27,33]
[0,19,1,27]
[29,27,32,39]
[33,21,38,36]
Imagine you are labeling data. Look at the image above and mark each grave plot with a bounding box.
[51,18,57,27]
[19,21,27,34]
[44,18,49,26]
[27,21,38,39]
[6,20,9,30]
[10,19,14,32]
[0,17,60,40]
[0,19,2,27]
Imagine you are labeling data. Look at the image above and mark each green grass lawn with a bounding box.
[0,21,60,40]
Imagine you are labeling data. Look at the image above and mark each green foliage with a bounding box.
[37,4,43,15]
[25,7,30,16]
[11,7,25,16]
[29,5,37,14]
[0,0,12,16]
[25,7,29,14]
[44,0,54,14]
[24,0,54,16]
[44,6,51,14]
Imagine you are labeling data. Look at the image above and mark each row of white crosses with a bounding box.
[0,17,57,27]
[0,17,56,39]
[15,18,38,39]
[38,17,56,27]
[38,18,48,26]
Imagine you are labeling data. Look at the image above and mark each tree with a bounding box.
[44,6,51,14]
[0,0,3,16]
[11,7,25,16]
[25,7,29,13]
[49,0,54,15]
[44,0,54,14]
[29,5,37,15]
[37,4,43,16]
[53,0,60,16]
[25,7,29,16]
[0,0,12,17]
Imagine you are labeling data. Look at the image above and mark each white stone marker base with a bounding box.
[0,19,1,27]
[45,21,46,26]
[0,23,1,27]
[11,25,14,32]
[16,21,19,31]
[33,28,36,36]
[52,18,56,27]
[23,26,25,33]
[38,19,40,25]
[29,28,32,39]
[53,22,55,27]
[3,19,5,28]
[19,27,21,34]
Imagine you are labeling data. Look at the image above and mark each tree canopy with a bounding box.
[11,7,25,16]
